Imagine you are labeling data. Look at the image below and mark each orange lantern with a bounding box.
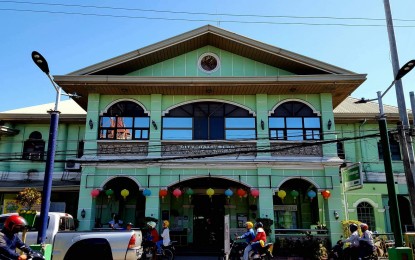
[159,189,168,201]
[237,188,246,198]
[321,190,331,199]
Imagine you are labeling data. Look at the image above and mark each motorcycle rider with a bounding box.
[236,221,255,260]
[342,223,359,259]
[250,222,267,258]
[0,215,35,260]
[359,223,374,258]
[156,220,170,254]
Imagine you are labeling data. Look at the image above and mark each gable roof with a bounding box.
[53,24,366,109]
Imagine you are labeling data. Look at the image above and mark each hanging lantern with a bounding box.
[105,189,114,199]
[159,189,168,201]
[206,188,215,198]
[321,190,331,200]
[250,189,260,200]
[173,188,182,199]
[225,189,233,198]
[185,188,194,202]
[143,189,151,197]
[237,188,246,199]
[277,190,286,202]
[307,190,317,201]
[90,189,100,199]
[290,190,299,202]
[121,189,130,200]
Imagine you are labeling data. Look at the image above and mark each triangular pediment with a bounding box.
[54,25,366,110]
[68,25,354,76]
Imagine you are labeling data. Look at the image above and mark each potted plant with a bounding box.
[16,187,42,227]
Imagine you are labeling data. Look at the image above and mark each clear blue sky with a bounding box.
[1,0,414,112]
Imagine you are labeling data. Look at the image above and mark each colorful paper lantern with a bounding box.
[159,189,168,198]
[90,189,100,199]
[105,189,114,199]
[121,189,130,200]
[143,189,151,197]
[250,189,260,199]
[237,188,246,198]
[206,188,215,198]
[185,188,194,202]
[173,188,182,199]
[290,190,299,201]
[225,189,233,198]
[307,190,317,201]
[277,190,286,201]
[321,190,331,200]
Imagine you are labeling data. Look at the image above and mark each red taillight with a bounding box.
[128,233,136,249]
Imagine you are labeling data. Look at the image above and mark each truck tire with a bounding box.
[64,238,113,260]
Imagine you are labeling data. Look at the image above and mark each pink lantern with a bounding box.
[173,188,182,199]
[90,189,100,199]
[250,189,260,199]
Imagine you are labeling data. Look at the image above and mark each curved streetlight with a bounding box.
[31,51,79,244]
[354,59,414,248]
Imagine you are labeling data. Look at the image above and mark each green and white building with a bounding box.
[0,25,413,251]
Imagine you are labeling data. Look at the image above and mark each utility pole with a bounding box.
[383,0,415,225]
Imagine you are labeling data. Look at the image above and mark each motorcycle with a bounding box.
[27,250,45,260]
[141,240,175,260]
[247,242,274,260]
[228,238,248,260]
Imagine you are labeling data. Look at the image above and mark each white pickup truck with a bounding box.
[0,212,143,260]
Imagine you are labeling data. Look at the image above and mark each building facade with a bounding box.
[0,25,413,251]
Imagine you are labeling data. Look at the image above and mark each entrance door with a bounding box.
[192,194,225,252]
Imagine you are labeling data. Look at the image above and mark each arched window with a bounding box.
[22,131,45,160]
[357,202,376,230]
[269,101,321,141]
[162,102,255,140]
[99,101,150,140]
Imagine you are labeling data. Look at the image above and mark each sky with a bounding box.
[1,0,414,112]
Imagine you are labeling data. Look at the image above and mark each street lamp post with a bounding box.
[31,51,62,244]
[355,60,415,247]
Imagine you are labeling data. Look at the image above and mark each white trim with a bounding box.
[99,98,150,116]
[162,99,256,116]
[268,99,321,116]
[352,198,378,208]
[198,52,220,74]
[273,176,321,192]
[165,175,252,189]
[99,175,144,190]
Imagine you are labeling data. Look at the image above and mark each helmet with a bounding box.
[126,222,133,226]
[255,222,263,229]
[4,215,28,233]
[163,220,169,227]
[147,221,156,229]
[360,223,368,231]
[349,223,358,232]
[245,221,254,229]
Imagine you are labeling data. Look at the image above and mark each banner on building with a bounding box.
[342,162,363,191]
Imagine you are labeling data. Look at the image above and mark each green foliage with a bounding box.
[16,188,42,210]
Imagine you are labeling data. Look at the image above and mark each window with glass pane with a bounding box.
[98,101,150,140]
[357,202,376,230]
[162,102,256,140]
[269,101,321,141]
[378,140,401,161]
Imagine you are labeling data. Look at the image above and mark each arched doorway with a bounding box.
[95,177,145,228]
[274,178,319,229]
[168,177,251,253]
[397,195,413,231]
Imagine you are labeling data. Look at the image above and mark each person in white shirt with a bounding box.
[342,224,359,259]
[359,223,374,258]
[156,220,170,254]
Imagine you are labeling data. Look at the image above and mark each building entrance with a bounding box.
[192,194,225,252]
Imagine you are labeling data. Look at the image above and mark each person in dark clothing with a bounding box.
[0,215,34,260]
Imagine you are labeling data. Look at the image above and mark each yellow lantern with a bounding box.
[206,188,215,198]
[277,190,286,201]
[121,189,130,200]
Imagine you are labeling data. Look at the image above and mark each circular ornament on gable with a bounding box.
[198,52,220,73]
